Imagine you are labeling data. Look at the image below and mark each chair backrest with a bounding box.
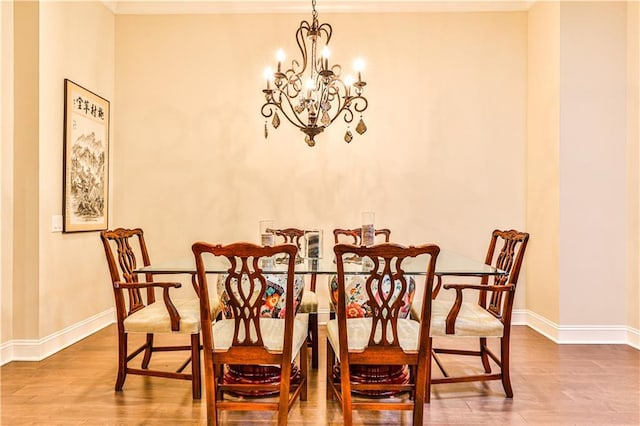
[481,229,529,319]
[333,227,391,245]
[334,242,439,352]
[269,227,305,248]
[193,242,298,353]
[100,227,154,315]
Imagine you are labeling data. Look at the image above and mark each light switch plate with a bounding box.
[51,215,63,232]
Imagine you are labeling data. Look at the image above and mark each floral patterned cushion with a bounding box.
[217,274,305,319]
[329,274,416,319]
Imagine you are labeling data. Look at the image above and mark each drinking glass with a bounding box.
[361,211,375,246]
[259,220,275,246]
[303,229,323,259]
[259,220,275,268]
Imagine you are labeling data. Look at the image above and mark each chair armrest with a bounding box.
[441,283,514,334]
[114,281,183,331]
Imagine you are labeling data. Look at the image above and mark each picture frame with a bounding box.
[63,79,110,233]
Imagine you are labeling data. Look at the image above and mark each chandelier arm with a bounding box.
[264,92,309,129]
[261,102,277,119]
[330,96,368,125]
[317,23,332,44]
[279,94,311,128]
[352,96,369,114]
[283,73,303,99]
[296,21,312,75]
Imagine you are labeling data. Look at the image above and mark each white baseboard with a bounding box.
[627,327,640,350]
[1,308,115,366]
[323,307,639,349]
[519,309,640,349]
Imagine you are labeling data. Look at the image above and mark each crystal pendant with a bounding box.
[272,112,280,129]
[305,135,316,147]
[321,110,331,126]
[321,101,331,111]
[356,117,367,135]
[295,102,305,113]
[264,122,268,139]
[344,130,353,143]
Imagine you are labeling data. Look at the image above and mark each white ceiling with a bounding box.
[102,0,532,15]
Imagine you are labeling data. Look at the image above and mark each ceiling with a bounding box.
[102,0,532,15]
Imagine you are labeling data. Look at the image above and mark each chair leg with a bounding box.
[340,361,353,426]
[413,358,428,426]
[425,337,432,404]
[300,339,308,401]
[500,337,513,398]
[479,337,491,373]
[278,360,292,425]
[326,340,335,400]
[191,334,202,399]
[141,333,154,369]
[204,353,218,426]
[309,313,319,369]
[115,332,127,391]
[215,363,223,401]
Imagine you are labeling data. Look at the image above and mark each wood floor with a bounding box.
[1,325,638,425]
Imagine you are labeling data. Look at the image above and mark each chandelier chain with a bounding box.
[312,0,318,24]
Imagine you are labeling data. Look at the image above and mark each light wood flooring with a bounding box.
[1,325,639,425]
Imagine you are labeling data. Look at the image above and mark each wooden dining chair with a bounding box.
[193,241,308,426]
[332,227,391,246]
[329,227,392,320]
[327,242,439,426]
[412,229,529,398]
[100,227,207,399]
[269,227,320,368]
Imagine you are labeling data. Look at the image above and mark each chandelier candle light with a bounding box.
[261,0,369,147]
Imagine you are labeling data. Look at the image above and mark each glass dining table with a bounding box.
[135,249,501,277]
[135,248,502,397]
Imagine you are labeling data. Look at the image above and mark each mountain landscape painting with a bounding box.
[63,80,109,232]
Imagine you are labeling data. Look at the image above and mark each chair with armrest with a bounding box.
[412,229,529,398]
[269,227,320,368]
[193,241,308,426]
[100,227,213,399]
[327,242,439,426]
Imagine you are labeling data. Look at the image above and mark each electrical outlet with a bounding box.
[51,215,63,232]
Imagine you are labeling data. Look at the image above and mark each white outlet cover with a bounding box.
[51,215,63,232]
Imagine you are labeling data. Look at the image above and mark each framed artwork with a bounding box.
[63,79,110,233]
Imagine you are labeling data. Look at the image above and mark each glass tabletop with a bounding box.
[135,250,501,277]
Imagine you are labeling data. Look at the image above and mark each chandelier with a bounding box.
[261,0,368,147]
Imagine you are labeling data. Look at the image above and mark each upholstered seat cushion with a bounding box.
[124,297,219,334]
[298,290,318,313]
[211,314,309,361]
[411,296,504,337]
[326,317,421,359]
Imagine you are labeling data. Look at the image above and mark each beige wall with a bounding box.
[37,0,115,339]
[559,1,627,326]
[13,0,40,340]
[526,0,561,324]
[1,0,15,344]
[628,1,640,334]
[113,11,528,308]
[2,0,114,349]
[526,1,637,337]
